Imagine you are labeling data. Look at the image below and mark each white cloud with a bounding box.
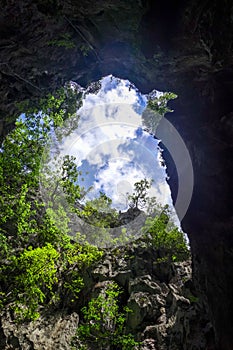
[150,180,172,206]
[91,158,146,210]
[48,75,174,212]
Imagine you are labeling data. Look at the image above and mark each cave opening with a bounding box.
[38,75,191,247]
[1,0,233,346]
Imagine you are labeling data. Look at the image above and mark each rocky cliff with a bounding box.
[0,0,233,348]
[0,245,214,350]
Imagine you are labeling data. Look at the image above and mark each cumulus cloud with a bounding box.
[149,180,173,206]
[90,158,146,210]
[48,75,173,211]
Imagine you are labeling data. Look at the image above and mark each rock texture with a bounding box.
[89,246,214,350]
[0,311,79,350]
[0,246,214,350]
[1,0,233,348]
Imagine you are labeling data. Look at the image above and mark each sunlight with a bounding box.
[55,75,172,210]
[38,75,185,246]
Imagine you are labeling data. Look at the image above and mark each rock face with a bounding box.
[0,247,214,350]
[1,1,233,348]
[90,246,214,350]
[0,312,79,350]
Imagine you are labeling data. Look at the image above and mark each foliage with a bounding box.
[128,178,153,209]
[10,244,59,321]
[75,192,120,248]
[0,88,104,320]
[147,92,177,115]
[41,153,84,214]
[63,239,103,268]
[61,239,103,301]
[143,205,189,262]
[0,231,103,320]
[0,86,83,246]
[0,232,8,256]
[142,91,177,134]
[75,282,141,350]
[127,179,189,262]
[0,81,187,328]
[83,192,118,227]
[0,111,50,247]
[1,86,79,193]
[48,33,76,49]
[17,86,81,126]
[79,43,92,56]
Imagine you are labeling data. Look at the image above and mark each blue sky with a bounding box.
[54,75,173,212]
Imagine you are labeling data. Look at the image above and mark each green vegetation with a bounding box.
[48,33,76,49]
[0,84,188,326]
[79,43,92,56]
[82,192,118,226]
[128,178,153,209]
[142,204,189,262]
[0,87,103,320]
[147,92,177,115]
[142,91,177,134]
[187,293,199,304]
[129,179,189,262]
[11,244,59,320]
[74,282,141,350]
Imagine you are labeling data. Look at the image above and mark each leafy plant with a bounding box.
[128,178,153,209]
[75,282,140,349]
[83,192,118,227]
[79,43,91,56]
[0,87,104,320]
[147,92,177,115]
[48,33,76,49]
[54,236,103,304]
[0,85,84,246]
[143,205,189,262]
[142,91,177,134]
[10,243,59,320]
[127,180,189,262]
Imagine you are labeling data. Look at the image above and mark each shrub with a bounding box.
[75,282,141,349]
[143,206,189,262]
[11,243,59,320]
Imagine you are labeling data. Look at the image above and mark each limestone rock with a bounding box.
[87,246,214,349]
[0,311,79,350]
[1,1,233,347]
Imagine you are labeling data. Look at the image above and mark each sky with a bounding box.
[51,75,173,212]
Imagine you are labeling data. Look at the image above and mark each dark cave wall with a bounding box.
[1,1,233,348]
